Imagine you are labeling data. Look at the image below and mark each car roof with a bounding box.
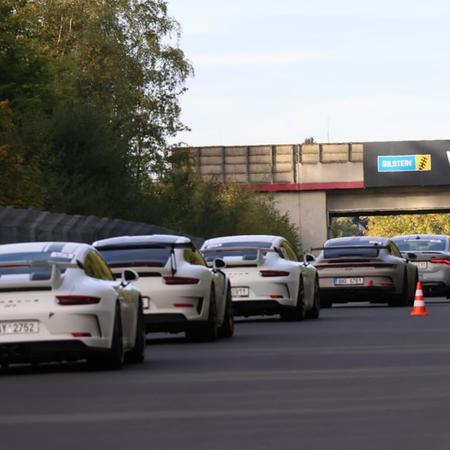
[0,242,90,257]
[202,235,284,248]
[324,236,390,246]
[93,234,192,248]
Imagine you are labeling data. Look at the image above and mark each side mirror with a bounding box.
[122,269,139,283]
[304,253,315,264]
[213,258,226,269]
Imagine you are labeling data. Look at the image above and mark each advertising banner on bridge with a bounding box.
[363,140,450,187]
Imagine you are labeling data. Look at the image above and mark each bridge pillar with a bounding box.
[272,191,328,252]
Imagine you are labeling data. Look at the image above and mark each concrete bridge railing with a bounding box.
[189,143,364,185]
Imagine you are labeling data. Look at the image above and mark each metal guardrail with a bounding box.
[0,206,203,248]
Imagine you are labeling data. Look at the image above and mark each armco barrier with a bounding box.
[0,206,203,247]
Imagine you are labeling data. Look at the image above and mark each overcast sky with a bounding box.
[168,0,450,146]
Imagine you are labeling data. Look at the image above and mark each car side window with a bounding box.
[93,252,114,280]
[184,249,206,266]
[84,251,114,280]
[390,242,402,258]
[283,241,299,261]
[276,246,286,259]
[83,252,98,279]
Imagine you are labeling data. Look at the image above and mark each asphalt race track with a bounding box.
[3,300,450,450]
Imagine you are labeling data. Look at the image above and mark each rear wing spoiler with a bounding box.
[201,247,277,267]
[0,259,80,289]
[311,245,389,258]
[94,243,196,251]
[95,243,196,277]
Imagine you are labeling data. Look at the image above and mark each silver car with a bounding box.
[392,234,450,298]
[313,236,418,307]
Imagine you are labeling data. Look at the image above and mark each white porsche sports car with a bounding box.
[201,235,320,321]
[93,235,234,341]
[0,242,145,369]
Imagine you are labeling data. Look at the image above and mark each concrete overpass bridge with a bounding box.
[189,140,450,251]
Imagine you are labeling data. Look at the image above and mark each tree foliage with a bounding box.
[0,0,302,247]
[365,214,450,237]
[330,217,362,238]
[142,162,301,250]
[0,0,192,209]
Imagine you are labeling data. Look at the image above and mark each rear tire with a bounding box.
[89,303,124,370]
[126,299,146,364]
[280,277,306,321]
[305,278,321,320]
[186,287,218,342]
[218,284,234,338]
[389,270,410,307]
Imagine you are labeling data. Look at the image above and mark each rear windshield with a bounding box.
[323,240,383,258]
[393,238,447,252]
[98,248,171,268]
[202,241,271,262]
[0,251,70,280]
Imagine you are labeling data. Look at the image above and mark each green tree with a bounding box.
[142,159,301,250]
[365,214,450,237]
[0,1,301,248]
[0,1,50,207]
[330,217,361,238]
[0,0,192,215]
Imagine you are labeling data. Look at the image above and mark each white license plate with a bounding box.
[334,277,364,286]
[231,287,249,297]
[412,261,428,269]
[142,297,150,310]
[0,321,39,335]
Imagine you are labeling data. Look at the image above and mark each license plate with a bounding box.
[412,261,428,269]
[142,297,150,310]
[231,287,249,297]
[0,321,39,335]
[334,277,364,286]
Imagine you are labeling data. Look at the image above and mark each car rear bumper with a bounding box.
[232,299,291,317]
[319,286,396,303]
[0,340,94,364]
[144,313,207,333]
[421,281,450,297]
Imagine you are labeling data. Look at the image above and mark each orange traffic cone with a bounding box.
[410,281,429,316]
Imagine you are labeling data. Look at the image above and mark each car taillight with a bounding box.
[163,277,200,285]
[56,296,101,305]
[72,332,92,337]
[430,258,450,266]
[259,270,290,277]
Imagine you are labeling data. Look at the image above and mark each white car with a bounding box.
[93,235,234,341]
[0,242,145,369]
[201,235,320,321]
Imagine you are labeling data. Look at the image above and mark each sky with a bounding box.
[167,0,450,146]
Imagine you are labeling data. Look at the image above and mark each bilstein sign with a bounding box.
[364,140,450,188]
[377,155,431,172]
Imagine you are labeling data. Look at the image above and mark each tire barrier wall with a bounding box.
[0,206,204,248]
